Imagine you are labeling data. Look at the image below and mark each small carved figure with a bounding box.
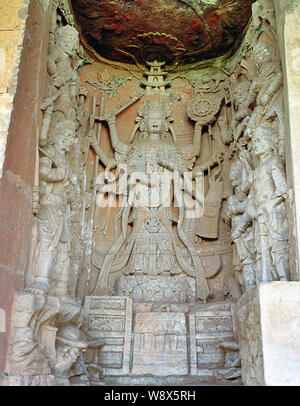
[228,159,256,291]
[230,78,252,151]
[247,29,283,115]
[246,124,289,283]
[46,24,79,140]
[47,25,79,89]
[251,29,285,158]
[29,120,76,295]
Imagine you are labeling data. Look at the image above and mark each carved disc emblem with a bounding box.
[187,94,223,125]
[144,217,162,233]
[192,100,212,117]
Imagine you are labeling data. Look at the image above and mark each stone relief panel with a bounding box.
[189,302,239,381]
[226,0,290,292]
[115,274,195,304]
[74,58,243,383]
[83,296,132,382]
[85,95,220,302]
[3,1,95,387]
[78,61,238,306]
[28,1,88,299]
[132,312,188,376]
[3,0,293,386]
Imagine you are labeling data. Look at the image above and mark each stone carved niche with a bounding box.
[75,61,242,383]
[2,0,291,387]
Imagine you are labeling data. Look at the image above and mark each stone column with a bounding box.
[238,282,300,386]
[274,0,300,281]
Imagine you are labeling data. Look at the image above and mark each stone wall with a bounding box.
[0,0,30,180]
[237,288,264,385]
[0,0,52,374]
[274,0,300,281]
[238,283,300,386]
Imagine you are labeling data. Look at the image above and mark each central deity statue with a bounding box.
[90,98,218,302]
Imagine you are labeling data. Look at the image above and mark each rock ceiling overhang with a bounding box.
[70,0,255,67]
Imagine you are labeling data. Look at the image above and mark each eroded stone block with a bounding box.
[83,296,132,377]
[238,282,300,386]
[189,302,237,377]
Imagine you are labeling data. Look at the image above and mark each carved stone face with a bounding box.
[252,129,272,156]
[233,82,250,107]
[253,43,272,67]
[54,344,83,378]
[146,110,164,136]
[59,26,79,57]
[56,125,74,152]
[229,163,242,188]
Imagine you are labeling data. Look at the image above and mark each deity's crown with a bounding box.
[138,99,171,120]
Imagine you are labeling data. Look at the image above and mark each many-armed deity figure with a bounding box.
[89,98,218,302]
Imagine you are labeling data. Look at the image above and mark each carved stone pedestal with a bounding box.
[237,282,300,386]
[83,296,240,385]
